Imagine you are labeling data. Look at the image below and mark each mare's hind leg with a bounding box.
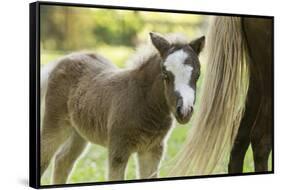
[251,102,272,172]
[242,17,273,173]
[137,144,164,178]
[52,131,88,184]
[228,76,261,174]
[40,113,72,177]
[252,133,272,172]
[228,120,251,173]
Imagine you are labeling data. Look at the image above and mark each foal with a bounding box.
[40,32,205,184]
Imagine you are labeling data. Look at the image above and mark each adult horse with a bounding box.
[169,16,273,176]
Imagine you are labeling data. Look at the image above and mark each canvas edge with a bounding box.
[29,1,275,189]
[29,1,41,189]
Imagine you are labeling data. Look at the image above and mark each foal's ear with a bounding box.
[189,36,205,55]
[149,32,170,57]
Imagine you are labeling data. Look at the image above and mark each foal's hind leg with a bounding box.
[137,144,164,178]
[40,116,73,177]
[52,131,87,184]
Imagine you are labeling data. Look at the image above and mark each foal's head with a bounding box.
[150,32,205,124]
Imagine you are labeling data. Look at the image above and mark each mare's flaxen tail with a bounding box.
[40,60,59,102]
[169,17,250,176]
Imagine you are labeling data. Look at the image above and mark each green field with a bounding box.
[40,48,272,185]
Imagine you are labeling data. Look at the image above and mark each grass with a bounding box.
[40,47,272,185]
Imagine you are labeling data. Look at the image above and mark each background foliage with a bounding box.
[40,5,271,185]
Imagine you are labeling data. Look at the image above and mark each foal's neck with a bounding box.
[133,54,170,117]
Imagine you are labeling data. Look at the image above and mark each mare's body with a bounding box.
[228,18,273,173]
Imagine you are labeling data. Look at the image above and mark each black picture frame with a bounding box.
[29,1,274,189]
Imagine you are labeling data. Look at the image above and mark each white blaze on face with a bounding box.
[164,49,195,115]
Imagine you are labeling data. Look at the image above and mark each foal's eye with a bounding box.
[162,71,169,80]
[193,74,200,83]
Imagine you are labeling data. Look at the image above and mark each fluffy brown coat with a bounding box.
[40,33,204,184]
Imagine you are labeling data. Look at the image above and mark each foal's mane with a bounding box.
[126,33,188,69]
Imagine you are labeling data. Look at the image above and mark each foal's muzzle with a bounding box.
[175,98,193,124]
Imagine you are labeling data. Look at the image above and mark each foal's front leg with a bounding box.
[137,144,164,179]
[108,141,131,181]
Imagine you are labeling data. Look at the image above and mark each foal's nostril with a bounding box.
[190,106,193,113]
[176,106,182,116]
[176,97,183,117]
